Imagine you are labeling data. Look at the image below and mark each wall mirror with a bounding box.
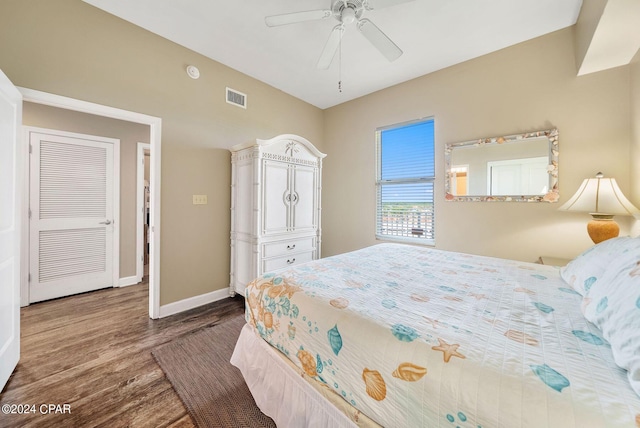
[445,129,558,202]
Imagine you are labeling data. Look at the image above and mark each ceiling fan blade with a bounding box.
[363,0,415,10]
[316,25,345,69]
[357,18,402,62]
[265,9,332,27]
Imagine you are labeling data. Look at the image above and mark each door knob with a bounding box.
[99,220,112,225]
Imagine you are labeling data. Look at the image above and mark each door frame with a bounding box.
[136,142,151,284]
[18,87,162,319]
[26,127,120,302]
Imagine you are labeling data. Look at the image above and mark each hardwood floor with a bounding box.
[0,280,245,428]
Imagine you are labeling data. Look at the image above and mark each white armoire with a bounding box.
[230,134,326,297]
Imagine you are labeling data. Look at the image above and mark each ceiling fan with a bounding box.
[265,0,415,69]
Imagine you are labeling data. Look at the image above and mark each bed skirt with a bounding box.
[230,323,380,428]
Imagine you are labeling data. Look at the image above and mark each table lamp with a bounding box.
[559,172,640,244]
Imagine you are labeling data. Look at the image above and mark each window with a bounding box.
[376,118,435,243]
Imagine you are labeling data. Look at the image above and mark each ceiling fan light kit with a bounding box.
[265,0,413,69]
[341,6,357,24]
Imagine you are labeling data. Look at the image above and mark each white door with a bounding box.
[0,70,22,391]
[527,163,550,194]
[489,164,521,195]
[291,164,316,232]
[488,157,548,195]
[262,160,290,234]
[29,131,117,303]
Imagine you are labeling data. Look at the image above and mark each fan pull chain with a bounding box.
[338,36,342,92]
[340,0,347,94]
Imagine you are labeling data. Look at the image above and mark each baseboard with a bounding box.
[119,275,140,287]
[159,287,232,318]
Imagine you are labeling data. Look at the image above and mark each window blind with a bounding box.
[376,119,435,242]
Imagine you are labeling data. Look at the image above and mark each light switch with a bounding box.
[192,195,208,205]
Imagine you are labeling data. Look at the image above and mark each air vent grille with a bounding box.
[226,87,247,109]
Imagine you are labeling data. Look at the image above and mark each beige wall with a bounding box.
[0,0,324,305]
[322,27,634,262]
[22,102,149,279]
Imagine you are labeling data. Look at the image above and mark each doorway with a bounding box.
[137,142,151,283]
[18,87,162,319]
[27,128,120,303]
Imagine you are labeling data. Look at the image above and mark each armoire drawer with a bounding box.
[262,237,315,258]
[262,251,315,272]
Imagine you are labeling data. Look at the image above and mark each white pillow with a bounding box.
[560,236,640,295]
[581,250,640,397]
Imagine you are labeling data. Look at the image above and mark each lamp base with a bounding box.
[587,215,619,244]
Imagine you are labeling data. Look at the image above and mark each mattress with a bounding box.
[242,243,640,427]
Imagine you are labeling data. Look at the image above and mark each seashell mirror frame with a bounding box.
[444,129,559,202]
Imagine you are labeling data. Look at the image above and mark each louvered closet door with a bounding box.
[29,132,115,303]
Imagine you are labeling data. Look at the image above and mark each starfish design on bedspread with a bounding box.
[431,338,466,363]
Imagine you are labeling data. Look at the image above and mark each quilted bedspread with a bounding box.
[244,243,640,427]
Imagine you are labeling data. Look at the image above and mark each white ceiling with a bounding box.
[83,0,583,109]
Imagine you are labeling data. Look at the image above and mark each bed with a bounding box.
[231,242,640,427]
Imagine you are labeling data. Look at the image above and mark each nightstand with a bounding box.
[537,256,571,267]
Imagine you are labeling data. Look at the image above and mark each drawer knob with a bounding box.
[287,244,296,250]
[287,258,295,264]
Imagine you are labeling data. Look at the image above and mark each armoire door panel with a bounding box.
[292,165,316,231]
[262,160,289,234]
[234,161,253,235]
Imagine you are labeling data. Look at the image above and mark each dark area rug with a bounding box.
[152,314,276,427]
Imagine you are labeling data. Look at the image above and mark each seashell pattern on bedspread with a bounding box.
[244,243,640,427]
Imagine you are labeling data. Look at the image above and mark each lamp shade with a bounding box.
[558,173,640,216]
